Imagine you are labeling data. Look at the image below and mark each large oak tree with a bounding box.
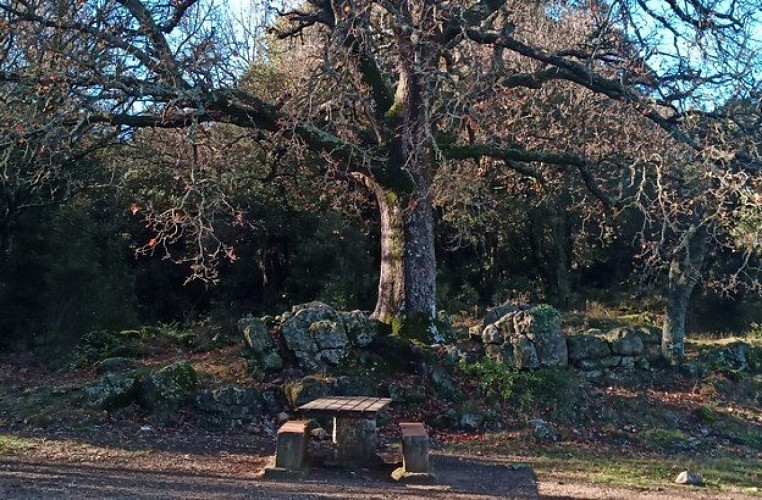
[1,0,760,351]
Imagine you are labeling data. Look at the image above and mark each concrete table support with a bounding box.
[333,416,378,465]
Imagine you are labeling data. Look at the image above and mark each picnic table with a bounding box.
[298,396,392,466]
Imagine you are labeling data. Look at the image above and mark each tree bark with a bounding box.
[355,172,437,324]
[402,189,436,318]
[661,226,707,363]
[372,187,405,322]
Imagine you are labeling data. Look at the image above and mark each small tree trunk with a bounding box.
[549,205,572,308]
[528,205,572,307]
[661,226,707,363]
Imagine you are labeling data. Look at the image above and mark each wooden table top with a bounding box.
[298,396,392,417]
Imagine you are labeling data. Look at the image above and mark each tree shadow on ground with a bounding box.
[0,452,539,498]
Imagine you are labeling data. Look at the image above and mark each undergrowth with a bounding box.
[459,359,581,420]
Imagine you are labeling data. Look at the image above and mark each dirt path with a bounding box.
[1,448,748,499]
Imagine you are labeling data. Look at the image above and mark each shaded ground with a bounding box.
[1,453,537,499]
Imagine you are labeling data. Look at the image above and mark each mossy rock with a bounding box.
[143,361,198,409]
[283,376,337,408]
[365,335,428,375]
[390,313,446,345]
[97,357,139,374]
[700,342,749,372]
[261,351,284,371]
[85,373,138,411]
[239,316,275,354]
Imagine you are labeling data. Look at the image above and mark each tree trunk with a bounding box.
[528,205,572,307]
[402,190,436,318]
[549,205,572,308]
[356,173,436,325]
[372,187,405,322]
[661,226,707,363]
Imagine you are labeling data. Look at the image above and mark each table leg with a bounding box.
[332,416,378,466]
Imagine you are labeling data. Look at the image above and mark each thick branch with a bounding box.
[115,0,190,89]
[440,142,618,207]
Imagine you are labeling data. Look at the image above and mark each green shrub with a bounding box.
[459,359,580,420]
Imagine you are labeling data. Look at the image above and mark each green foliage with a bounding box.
[695,405,719,423]
[641,428,691,450]
[460,358,521,402]
[0,199,138,355]
[73,323,220,366]
[460,359,580,419]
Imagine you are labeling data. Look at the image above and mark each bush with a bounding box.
[459,359,580,420]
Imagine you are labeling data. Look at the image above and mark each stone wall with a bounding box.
[567,327,653,378]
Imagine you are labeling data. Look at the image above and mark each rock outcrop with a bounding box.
[194,386,265,431]
[239,316,283,372]
[280,302,349,371]
[482,304,568,369]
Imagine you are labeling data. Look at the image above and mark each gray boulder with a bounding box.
[517,305,567,367]
[261,390,286,415]
[512,336,539,369]
[703,342,748,371]
[240,317,274,353]
[606,327,645,356]
[281,302,350,371]
[194,386,264,431]
[85,373,137,411]
[339,310,378,348]
[567,333,611,361]
[429,366,462,401]
[481,324,503,345]
[528,418,558,441]
[239,316,283,373]
[675,470,703,486]
[261,351,284,371]
[480,304,567,368]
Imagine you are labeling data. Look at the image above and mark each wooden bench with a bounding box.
[392,422,435,482]
[269,420,309,474]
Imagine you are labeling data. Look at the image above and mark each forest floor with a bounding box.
[1,335,761,499]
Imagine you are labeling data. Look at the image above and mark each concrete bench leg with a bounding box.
[264,420,309,477]
[392,422,435,483]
